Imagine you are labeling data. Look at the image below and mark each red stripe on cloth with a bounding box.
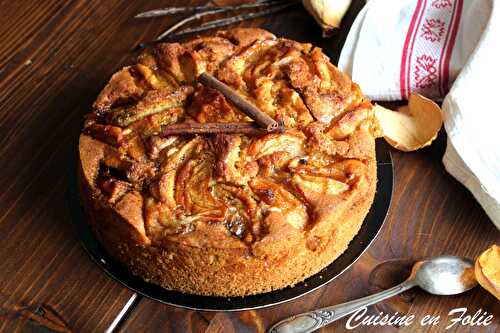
[442,0,463,94]
[406,0,428,98]
[400,0,426,99]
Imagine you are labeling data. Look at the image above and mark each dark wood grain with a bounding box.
[0,0,498,332]
[0,0,181,331]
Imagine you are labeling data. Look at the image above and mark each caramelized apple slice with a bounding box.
[285,48,363,123]
[93,66,146,111]
[215,184,259,223]
[250,177,307,230]
[160,137,202,173]
[96,177,131,204]
[153,43,189,83]
[126,107,184,136]
[247,130,306,160]
[101,147,156,186]
[146,136,178,160]
[253,79,314,128]
[291,173,349,207]
[182,158,224,215]
[84,124,125,147]
[212,135,252,185]
[327,104,373,140]
[149,171,176,209]
[188,87,244,123]
[217,39,277,88]
[289,158,365,184]
[108,86,193,127]
[183,36,236,73]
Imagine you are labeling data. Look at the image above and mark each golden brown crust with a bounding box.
[79,28,378,296]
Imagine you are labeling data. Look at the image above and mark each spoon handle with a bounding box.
[268,279,416,333]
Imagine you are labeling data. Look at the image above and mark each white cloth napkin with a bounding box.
[338,0,500,228]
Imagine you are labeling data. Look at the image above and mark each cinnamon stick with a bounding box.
[160,122,283,136]
[198,72,279,132]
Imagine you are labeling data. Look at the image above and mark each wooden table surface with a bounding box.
[0,1,498,332]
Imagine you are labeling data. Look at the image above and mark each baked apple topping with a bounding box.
[81,28,377,245]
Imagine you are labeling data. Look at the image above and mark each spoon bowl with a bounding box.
[411,255,477,295]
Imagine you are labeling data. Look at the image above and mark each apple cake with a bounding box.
[79,28,379,296]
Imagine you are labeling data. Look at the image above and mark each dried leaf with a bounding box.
[303,0,352,37]
[374,93,443,152]
[475,244,500,300]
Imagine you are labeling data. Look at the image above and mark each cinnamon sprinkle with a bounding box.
[198,72,279,132]
[160,122,283,136]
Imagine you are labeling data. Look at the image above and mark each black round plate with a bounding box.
[69,140,393,311]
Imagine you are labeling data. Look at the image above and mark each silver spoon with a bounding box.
[269,255,477,333]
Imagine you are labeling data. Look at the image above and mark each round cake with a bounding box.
[79,28,378,296]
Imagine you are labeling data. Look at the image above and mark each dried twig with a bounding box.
[136,5,216,18]
[167,2,298,39]
[135,0,272,18]
[153,0,288,41]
